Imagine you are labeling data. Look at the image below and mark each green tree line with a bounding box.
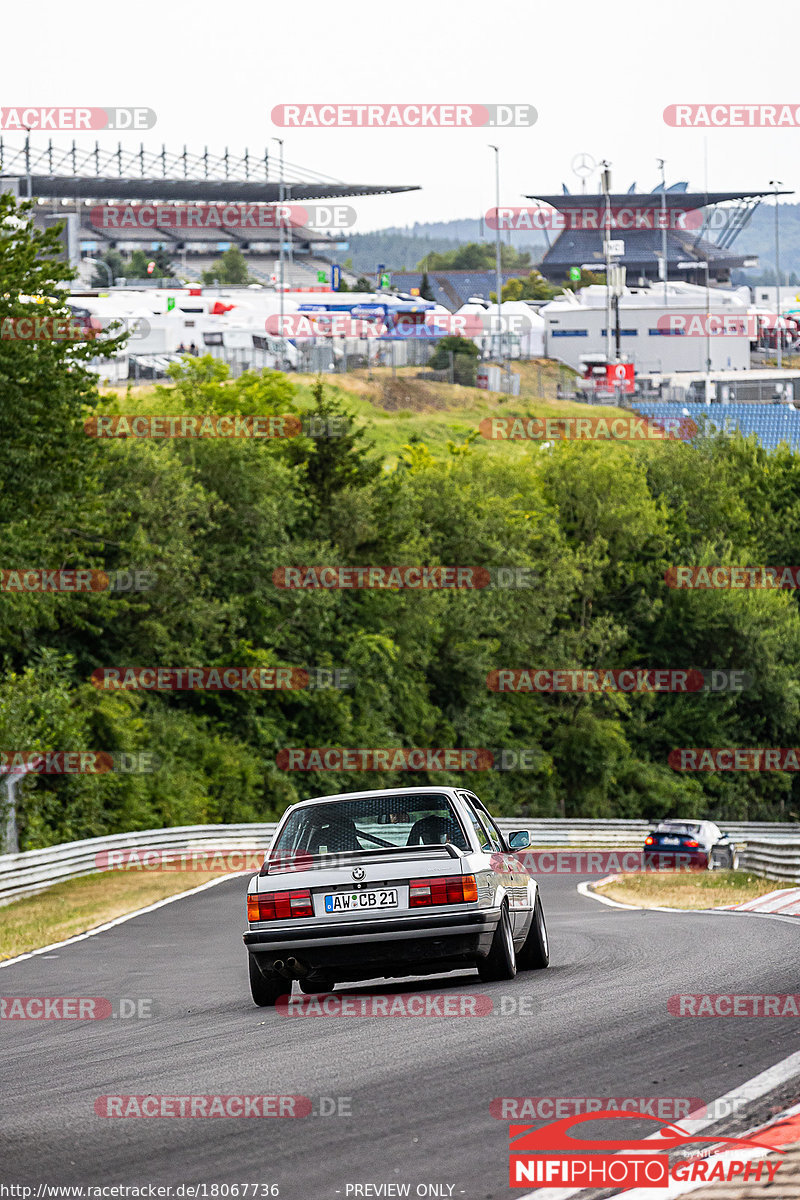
[1,193,799,848]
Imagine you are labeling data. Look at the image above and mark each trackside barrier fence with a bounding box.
[1,820,799,905]
[737,839,800,883]
[0,824,277,906]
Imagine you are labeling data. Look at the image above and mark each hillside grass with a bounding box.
[99,360,631,467]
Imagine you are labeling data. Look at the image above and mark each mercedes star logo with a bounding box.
[571,152,596,179]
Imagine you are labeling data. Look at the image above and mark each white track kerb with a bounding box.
[521,1048,800,1200]
[578,877,800,921]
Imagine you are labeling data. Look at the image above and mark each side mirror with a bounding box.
[508,830,531,850]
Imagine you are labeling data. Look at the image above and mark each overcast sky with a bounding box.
[4,0,798,231]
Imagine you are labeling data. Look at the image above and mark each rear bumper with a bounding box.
[643,849,710,869]
[243,908,499,980]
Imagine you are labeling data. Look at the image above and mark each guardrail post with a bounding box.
[0,767,31,854]
[2,776,18,854]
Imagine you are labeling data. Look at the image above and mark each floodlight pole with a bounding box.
[272,138,285,336]
[770,180,783,369]
[285,183,294,284]
[657,158,667,303]
[705,258,711,377]
[24,127,32,199]
[489,145,502,365]
[600,160,612,361]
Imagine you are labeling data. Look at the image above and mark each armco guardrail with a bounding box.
[737,840,800,884]
[0,824,277,906]
[499,819,799,846]
[1,819,798,906]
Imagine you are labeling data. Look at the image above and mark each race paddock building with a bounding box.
[540,280,757,374]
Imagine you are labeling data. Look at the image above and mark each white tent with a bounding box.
[453,300,545,359]
[498,301,545,358]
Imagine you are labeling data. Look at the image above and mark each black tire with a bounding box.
[517,894,550,970]
[299,978,335,995]
[478,903,517,982]
[248,955,291,1007]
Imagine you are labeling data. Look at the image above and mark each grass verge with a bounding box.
[594,870,781,910]
[0,869,240,962]
[99,362,626,468]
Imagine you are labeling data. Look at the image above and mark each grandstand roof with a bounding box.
[524,184,795,280]
[524,190,792,208]
[17,178,418,203]
[0,140,419,203]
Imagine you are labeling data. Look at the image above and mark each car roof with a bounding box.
[284,785,463,813]
[655,820,721,837]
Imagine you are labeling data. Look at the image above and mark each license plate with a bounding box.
[324,889,398,913]
[661,837,681,845]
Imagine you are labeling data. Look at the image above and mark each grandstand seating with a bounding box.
[77,252,338,289]
[632,401,800,452]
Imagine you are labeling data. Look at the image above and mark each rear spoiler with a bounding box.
[261,841,464,876]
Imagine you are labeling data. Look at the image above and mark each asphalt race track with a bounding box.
[2,872,799,1199]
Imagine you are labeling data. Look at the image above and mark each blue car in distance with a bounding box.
[644,820,739,871]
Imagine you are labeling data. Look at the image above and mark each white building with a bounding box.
[541,282,753,374]
[752,284,799,311]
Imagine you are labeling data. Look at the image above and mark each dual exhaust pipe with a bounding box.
[272,956,308,980]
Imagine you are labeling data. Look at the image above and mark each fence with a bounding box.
[498,818,798,845]
[737,839,800,883]
[0,824,277,906]
[2,819,798,906]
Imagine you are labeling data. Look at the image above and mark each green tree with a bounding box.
[502,270,559,301]
[428,335,480,385]
[419,272,435,301]
[285,380,381,523]
[563,268,605,292]
[0,195,122,524]
[126,247,175,279]
[202,247,251,286]
[90,249,127,288]
[418,242,531,272]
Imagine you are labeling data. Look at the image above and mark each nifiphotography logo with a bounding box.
[507,1109,781,1188]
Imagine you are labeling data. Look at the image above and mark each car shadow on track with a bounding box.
[331,970,482,997]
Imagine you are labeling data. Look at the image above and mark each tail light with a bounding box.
[684,840,699,848]
[409,874,478,907]
[645,836,654,845]
[247,889,314,921]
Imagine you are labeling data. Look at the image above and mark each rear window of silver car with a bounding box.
[272,793,470,856]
